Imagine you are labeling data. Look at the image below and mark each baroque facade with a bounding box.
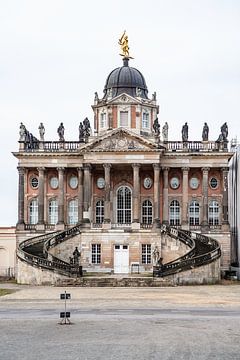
[14,45,233,284]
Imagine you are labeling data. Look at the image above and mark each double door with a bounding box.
[114,245,129,274]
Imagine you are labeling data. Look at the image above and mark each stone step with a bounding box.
[57,276,174,287]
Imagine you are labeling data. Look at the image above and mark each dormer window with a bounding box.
[142,112,150,129]
[100,112,107,128]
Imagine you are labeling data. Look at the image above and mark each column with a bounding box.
[222,167,229,224]
[132,164,140,223]
[57,167,65,224]
[201,167,210,229]
[153,164,160,225]
[182,167,189,226]
[83,164,91,221]
[77,167,83,223]
[103,164,111,223]
[162,167,169,224]
[37,167,45,224]
[17,167,25,226]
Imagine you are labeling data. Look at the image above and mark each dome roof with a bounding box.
[103,58,148,99]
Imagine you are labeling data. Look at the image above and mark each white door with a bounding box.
[114,245,129,274]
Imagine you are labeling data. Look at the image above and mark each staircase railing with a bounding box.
[17,224,82,277]
[153,225,221,277]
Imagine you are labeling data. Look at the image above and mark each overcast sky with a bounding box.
[0,0,239,226]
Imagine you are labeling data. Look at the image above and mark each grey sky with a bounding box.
[0,0,239,226]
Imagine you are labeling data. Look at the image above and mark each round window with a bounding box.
[69,176,78,189]
[210,177,218,189]
[50,177,59,189]
[170,177,180,189]
[30,177,39,189]
[190,177,199,190]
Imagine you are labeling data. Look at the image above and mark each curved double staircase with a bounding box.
[17,224,221,281]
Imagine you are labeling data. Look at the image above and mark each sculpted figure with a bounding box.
[182,122,188,142]
[153,117,160,136]
[221,122,228,141]
[19,122,26,141]
[202,122,209,141]
[136,87,142,97]
[152,246,160,266]
[57,122,65,141]
[79,122,85,142]
[118,30,130,57]
[73,247,81,265]
[38,122,45,141]
[162,122,169,142]
[83,117,91,137]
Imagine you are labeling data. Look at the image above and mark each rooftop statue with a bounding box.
[202,122,209,141]
[118,30,130,58]
[221,122,228,141]
[19,122,26,141]
[79,122,85,142]
[83,117,91,137]
[153,117,160,136]
[162,122,169,142]
[38,122,45,141]
[57,122,65,142]
[182,122,188,142]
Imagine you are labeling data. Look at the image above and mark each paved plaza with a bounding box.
[0,283,240,359]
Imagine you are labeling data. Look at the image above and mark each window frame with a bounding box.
[142,111,150,129]
[208,200,220,225]
[169,200,181,226]
[141,199,153,224]
[142,244,152,264]
[48,198,58,225]
[116,186,132,224]
[92,244,101,264]
[29,198,38,224]
[189,200,200,226]
[68,198,78,225]
[95,199,104,224]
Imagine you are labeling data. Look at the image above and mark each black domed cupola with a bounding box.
[103,57,148,99]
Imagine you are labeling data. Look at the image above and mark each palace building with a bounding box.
[14,36,233,285]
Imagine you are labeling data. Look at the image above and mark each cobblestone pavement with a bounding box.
[0,284,240,359]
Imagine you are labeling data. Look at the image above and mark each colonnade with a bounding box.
[16,164,229,228]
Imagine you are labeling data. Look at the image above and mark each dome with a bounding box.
[103,58,148,99]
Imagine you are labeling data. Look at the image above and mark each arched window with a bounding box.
[29,198,38,224]
[208,200,219,225]
[96,200,104,224]
[117,186,132,224]
[142,200,153,224]
[48,199,58,225]
[189,200,200,226]
[68,199,78,225]
[169,200,180,226]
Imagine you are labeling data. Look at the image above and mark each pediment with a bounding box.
[80,128,165,153]
[107,93,141,105]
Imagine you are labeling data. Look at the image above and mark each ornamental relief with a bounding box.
[93,135,149,151]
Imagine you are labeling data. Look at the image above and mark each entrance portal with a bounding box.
[114,245,129,274]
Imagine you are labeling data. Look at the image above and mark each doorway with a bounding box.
[114,245,129,274]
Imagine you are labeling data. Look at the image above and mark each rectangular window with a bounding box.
[120,111,128,127]
[142,244,151,264]
[142,112,149,129]
[100,113,107,128]
[92,244,101,264]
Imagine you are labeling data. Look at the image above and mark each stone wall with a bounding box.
[17,258,220,286]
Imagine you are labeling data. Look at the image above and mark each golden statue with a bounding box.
[118,31,130,58]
